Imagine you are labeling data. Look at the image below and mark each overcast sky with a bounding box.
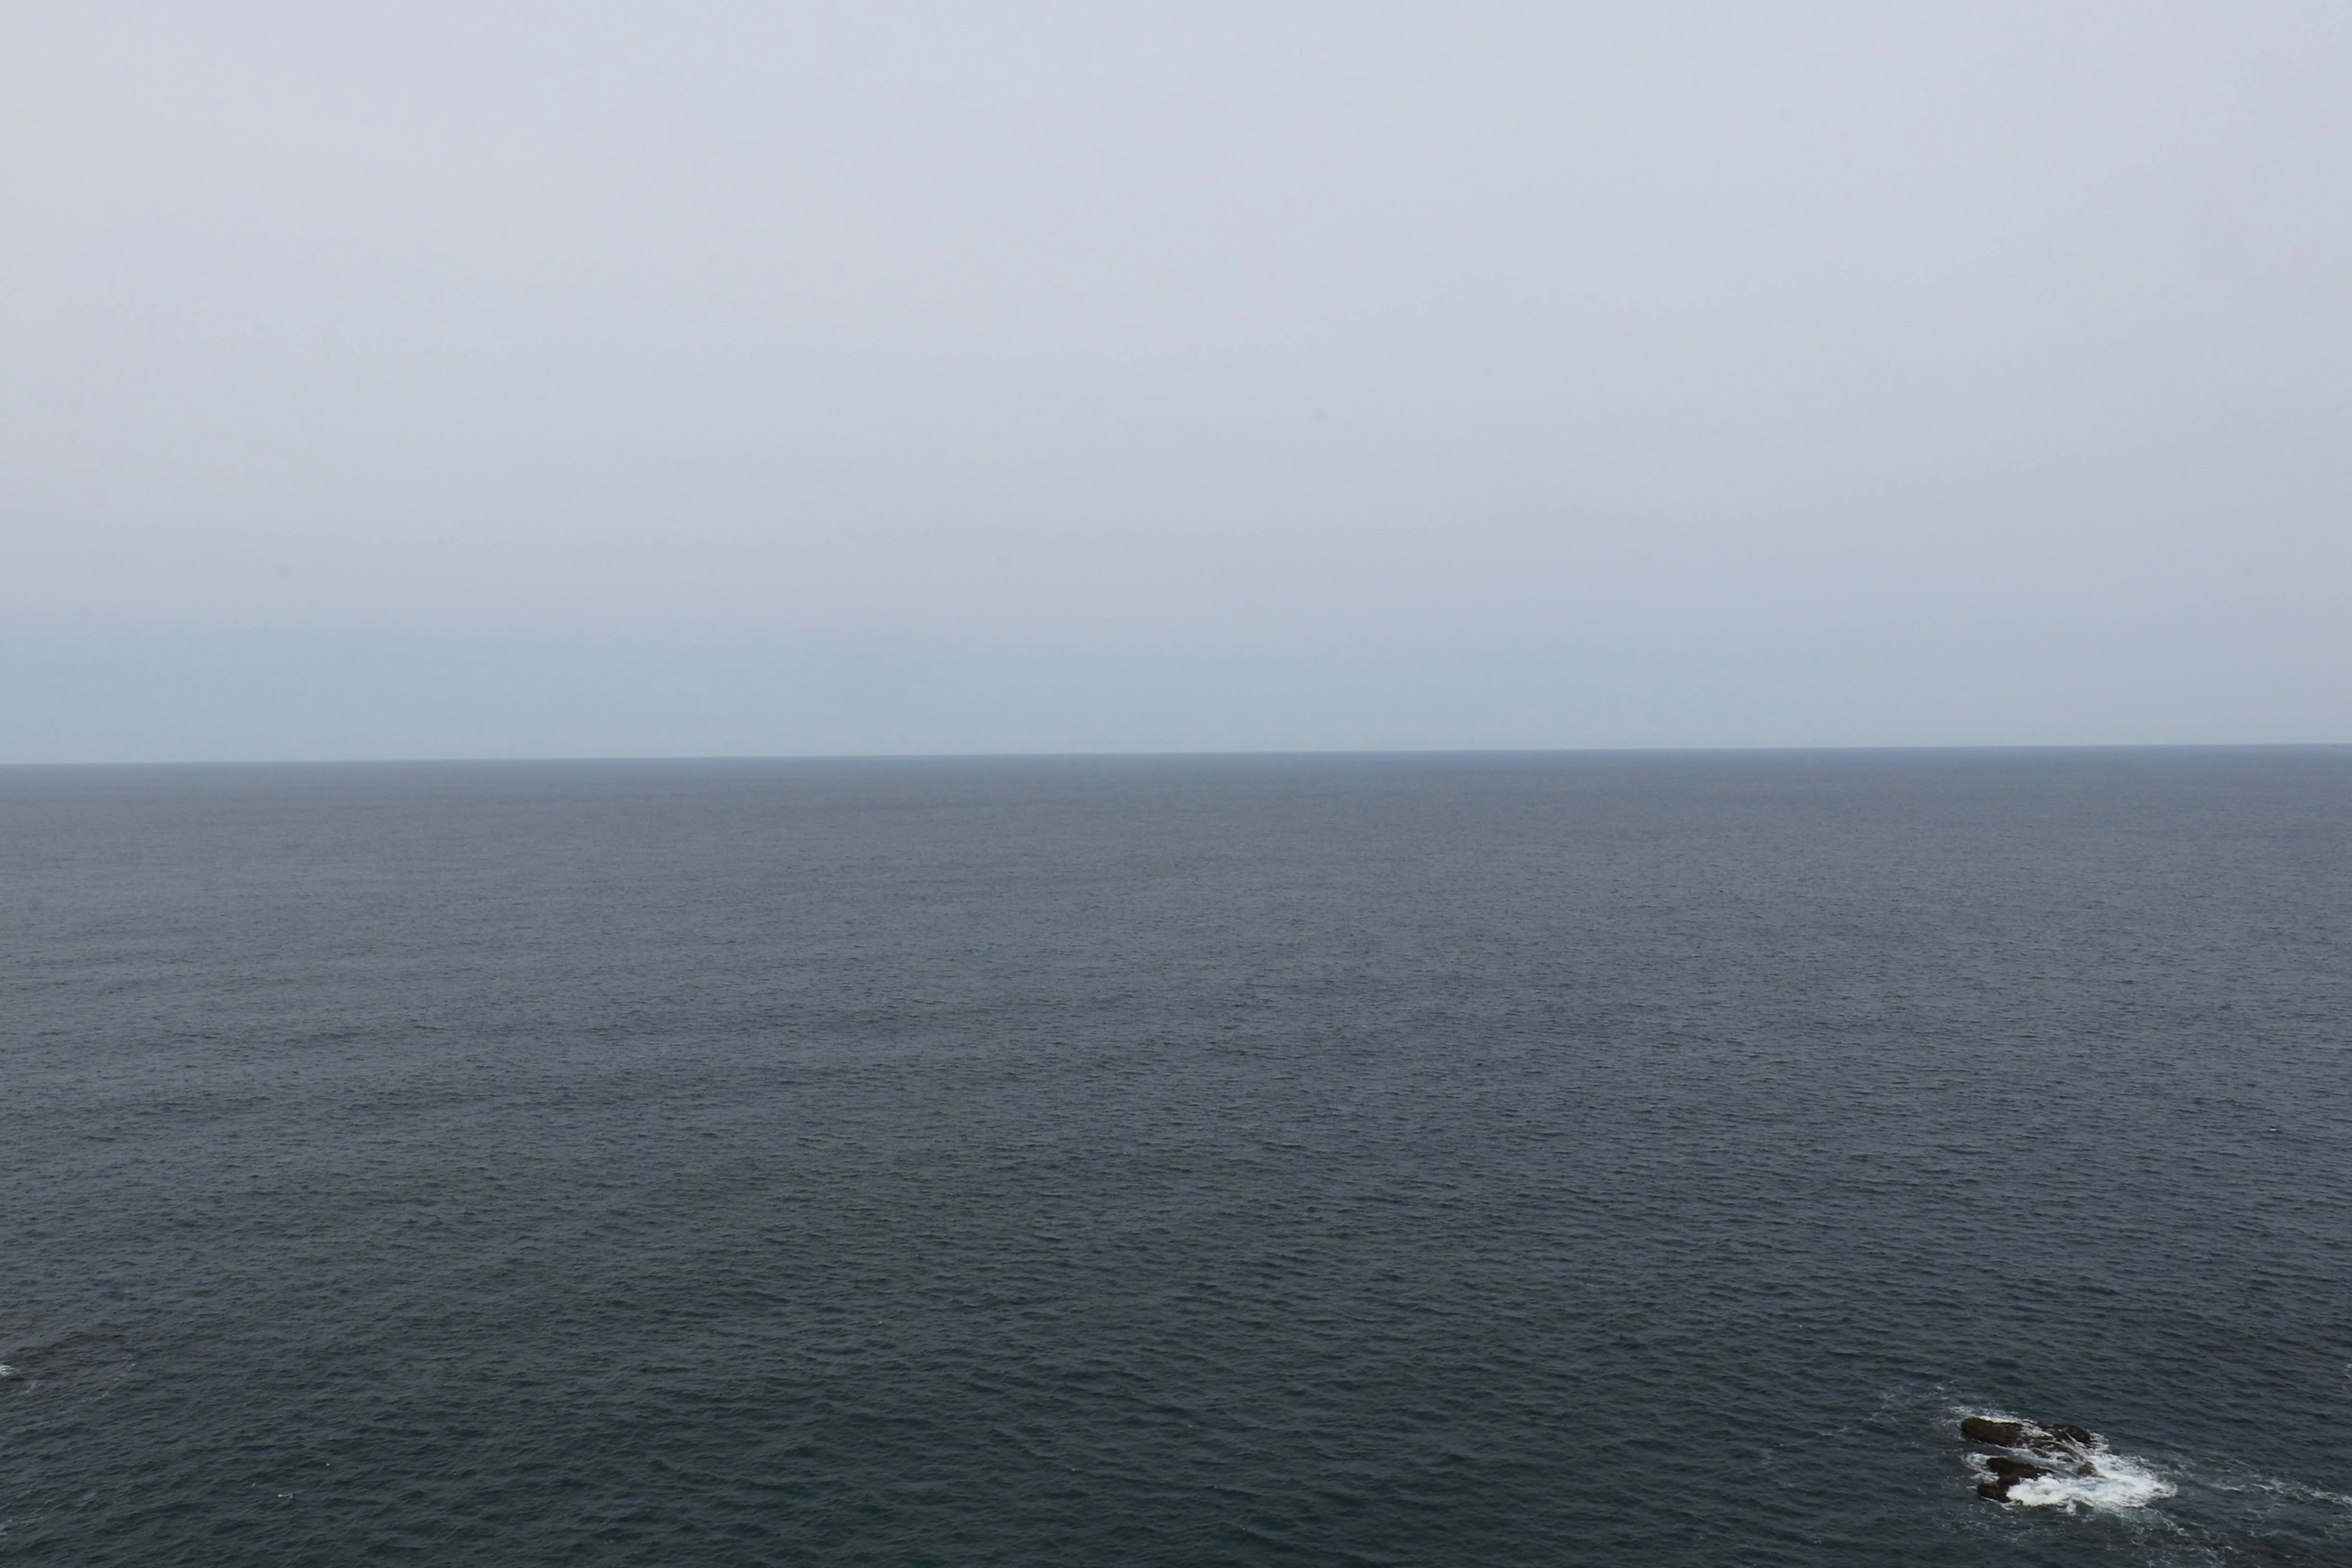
[6,1,2347,760]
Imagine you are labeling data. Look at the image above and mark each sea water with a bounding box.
[4,750,2347,1565]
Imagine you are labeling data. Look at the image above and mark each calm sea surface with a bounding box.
[4,750,2348,1566]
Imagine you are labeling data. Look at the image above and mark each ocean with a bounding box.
[4,749,2347,1566]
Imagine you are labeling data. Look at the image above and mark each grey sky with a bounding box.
[6,2,2347,760]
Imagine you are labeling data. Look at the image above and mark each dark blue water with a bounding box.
[5,750,2348,1566]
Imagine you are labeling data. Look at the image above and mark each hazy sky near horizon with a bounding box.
[6,1,2349,759]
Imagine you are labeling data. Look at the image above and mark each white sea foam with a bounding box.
[0,1363,16,1379]
[2001,1450,2175,1512]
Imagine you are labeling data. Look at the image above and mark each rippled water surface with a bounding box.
[5,750,2348,1565]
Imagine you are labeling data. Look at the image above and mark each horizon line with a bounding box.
[7,741,2348,772]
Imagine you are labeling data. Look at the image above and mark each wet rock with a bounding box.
[1976,1457,2057,1501]
[1961,1416,2095,1457]
[1977,1471,2035,1501]
[1961,1417,2027,1446]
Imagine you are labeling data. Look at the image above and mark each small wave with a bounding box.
[2213,1475,2352,1512]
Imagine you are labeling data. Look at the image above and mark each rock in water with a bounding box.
[1964,1416,2103,1500]
[1961,1417,2028,1446]
[1977,1467,2050,1501]
[1962,1416,2096,1455]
